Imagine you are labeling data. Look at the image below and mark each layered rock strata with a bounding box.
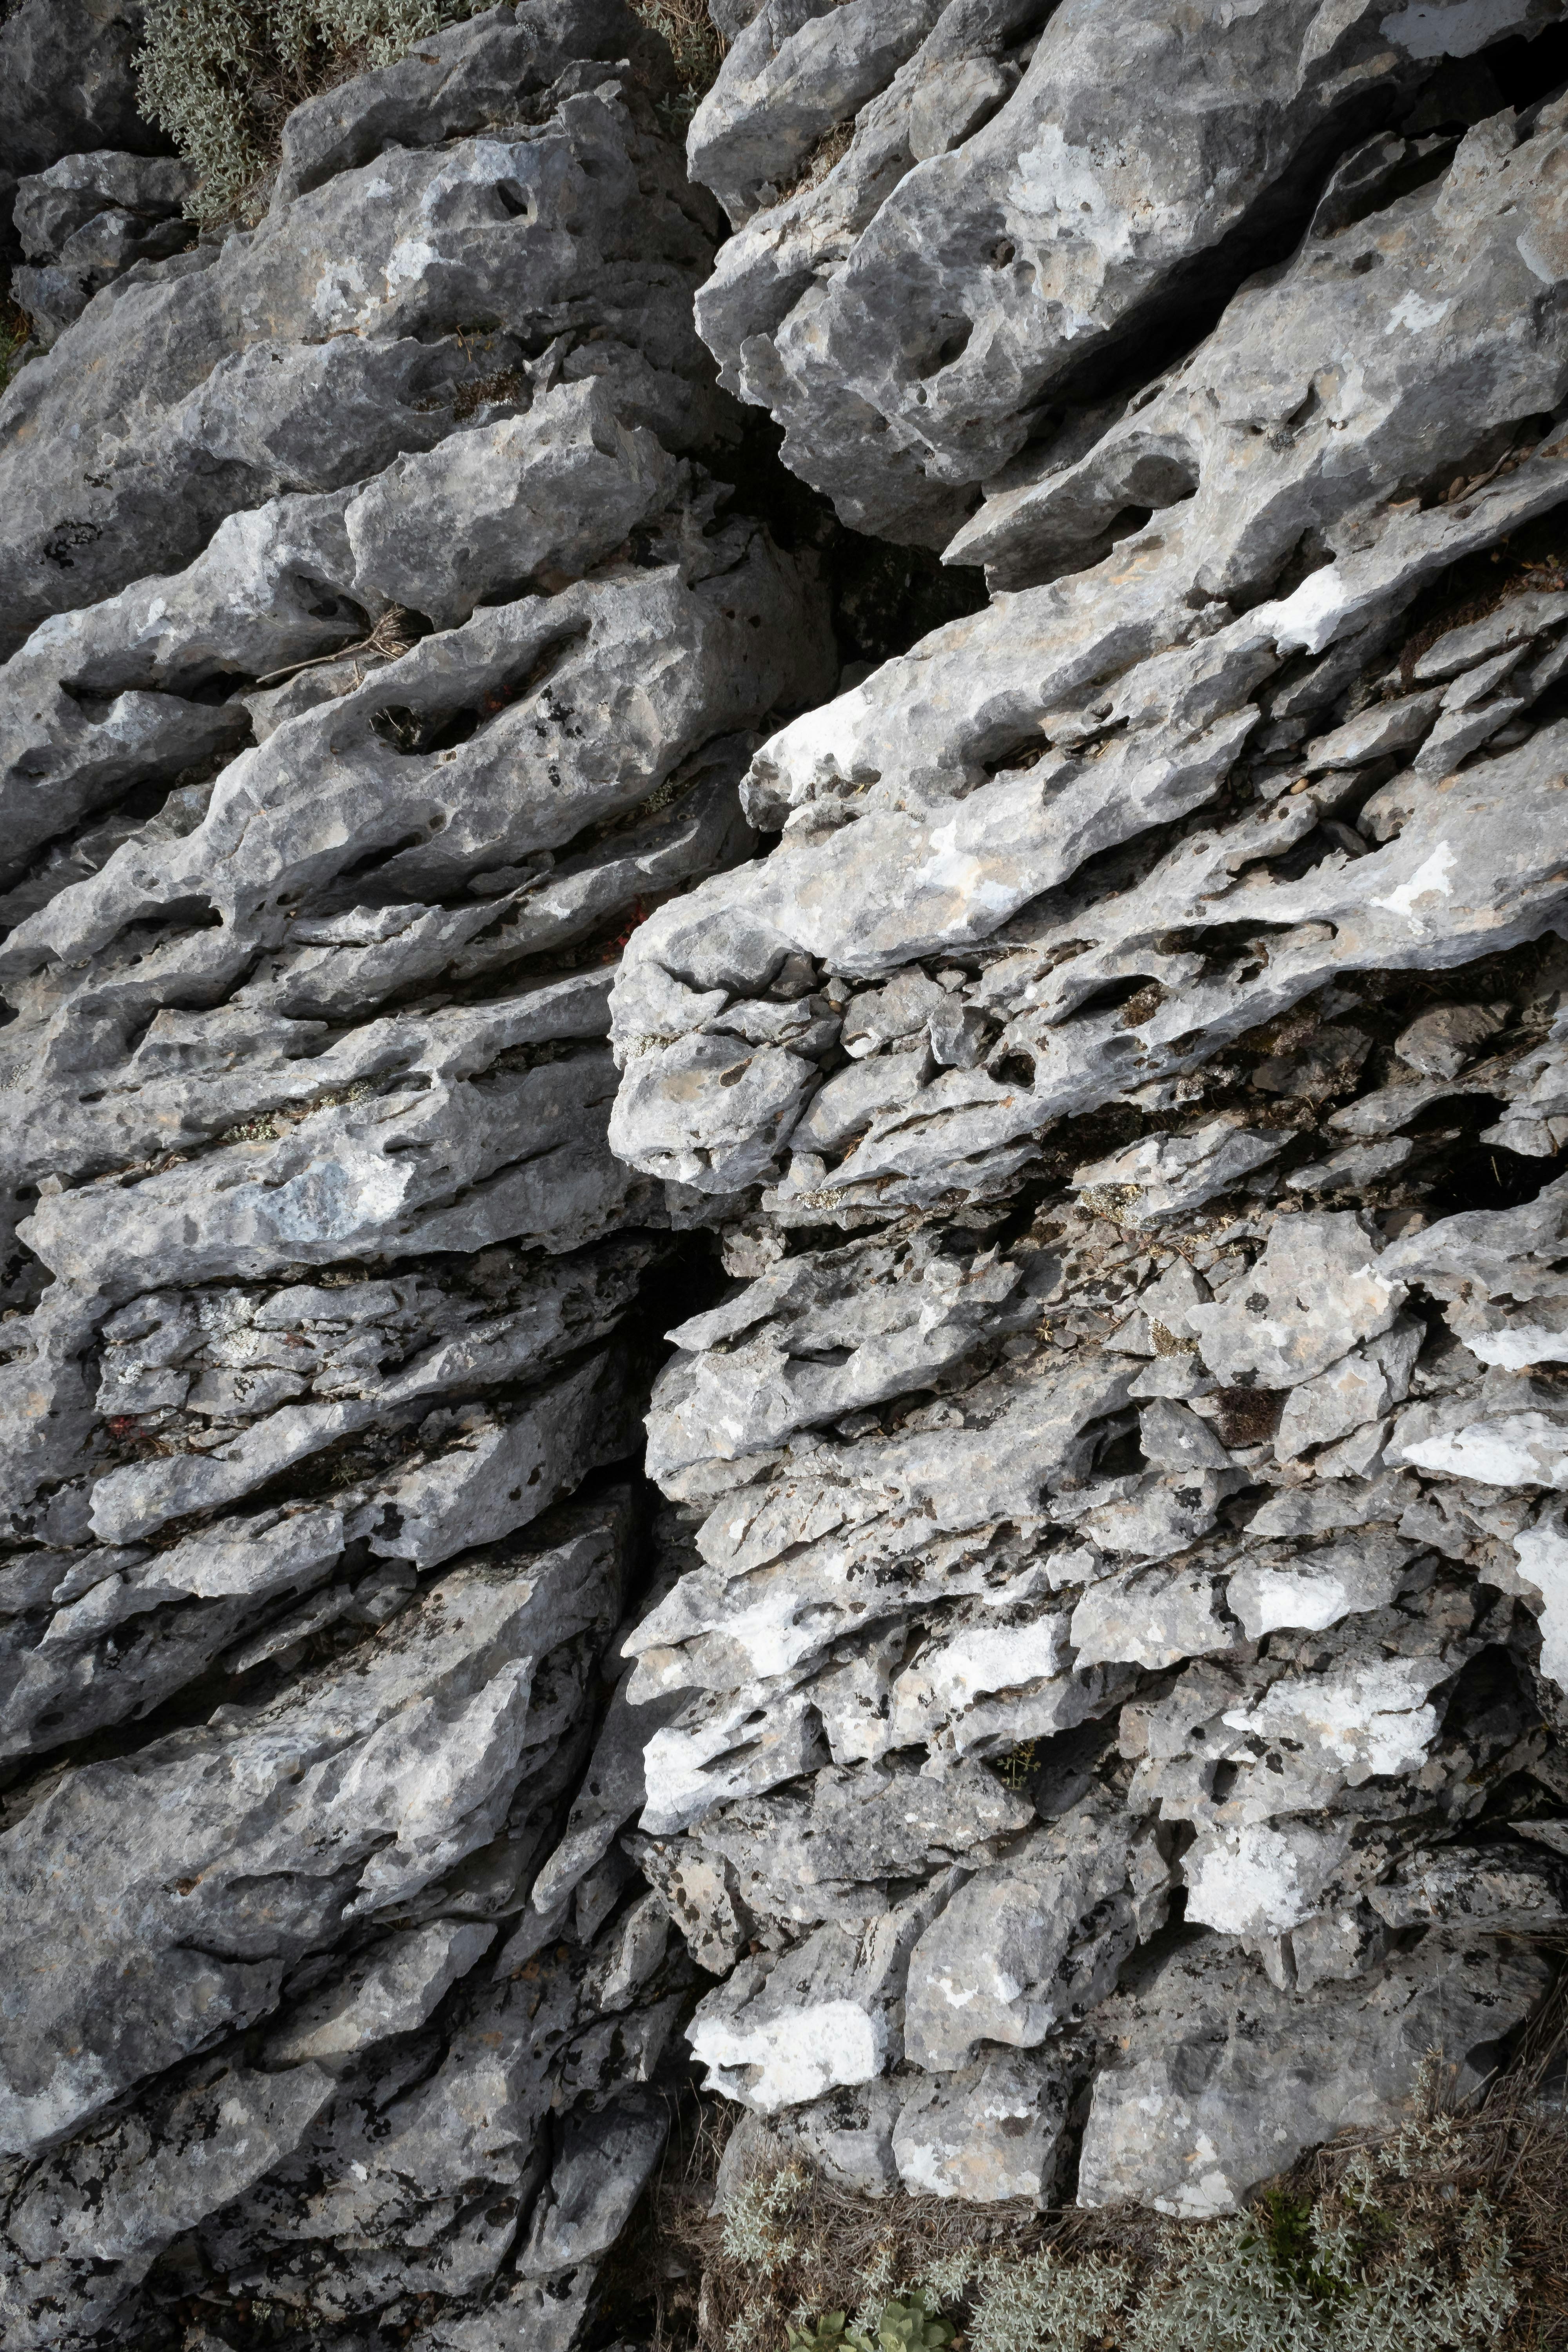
[0,9,832,2348]
[687,0,1568,544]
[6,0,1568,2342]
[604,28,1568,2220]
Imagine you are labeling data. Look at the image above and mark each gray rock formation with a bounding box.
[7,0,1568,2339]
[686,0,1568,544]
[0,0,734,657]
[0,1,155,180]
[0,0,158,245]
[0,8,833,2347]
[11,151,196,347]
[606,18,1568,2232]
[0,0,159,281]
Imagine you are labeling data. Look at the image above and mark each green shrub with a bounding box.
[644,1958,1561,2352]
[786,2292,955,2352]
[137,0,491,224]
[774,2178,1517,2352]
[138,0,724,226]
[867,2292,955,2352]
[702,2105,1533,2352]
[787,2315,861,2352]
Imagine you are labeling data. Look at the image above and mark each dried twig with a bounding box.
[251,604,420,688]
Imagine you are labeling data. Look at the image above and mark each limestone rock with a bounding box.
[1,1501,630,2156]
[0,0,156,183]
[10,0,1568,2323]
[688,1872,957,2110]
[0,0,733,656]
[891,2049,1074,2201]
[262,1921,502,2067]
[1076,1932,1556,2215]
[687,0,1562,544]
[604,32,1568,2239]
[901,1800,1134,2070]
[0,14,830,2347]
[11,151,196,345]
[0,2062,339,2350]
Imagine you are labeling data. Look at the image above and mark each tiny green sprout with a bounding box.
[787,2313,868,2352]
[873,2292,957,2352]
[791,2294,955,2352]
[1249,2187,1349,2307]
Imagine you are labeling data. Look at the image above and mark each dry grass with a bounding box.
[626,1971,1568,2352]
[0,279,33,392]
[760,115,855,209]
[1394,506,1568,690]
[251,600,421,686]
[633,0,726,123]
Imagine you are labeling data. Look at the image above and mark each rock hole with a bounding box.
[987,1047,1036,1088]
[1063,973,1164,1022]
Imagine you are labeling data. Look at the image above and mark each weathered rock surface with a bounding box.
[0,0,733,657]
[0,9,833,2347]
[0,1495,707,2350]
[0,0,158,265]
[9,0,1568,2336]
[11,150,196,346]
[606,20,1568,2231]
[686,0,1568,544]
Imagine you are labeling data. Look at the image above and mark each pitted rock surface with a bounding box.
[607,7,1568,2233]
[0,9,832,2347]
[6,0,1568,2343]
[0,0,731,657]
[685,0,1568,544]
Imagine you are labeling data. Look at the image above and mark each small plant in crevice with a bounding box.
[636,0,725,128]
[757,113,853,209]
[642,2013,1568,2352]
[867,2290,956,2352]
[137,0,725,225]
[137,0,494,224]
[0,279,33,393]
[720,2160,812,2275]
[786,2296,956,2352]
[788,2314,862,2352]
[1252,2187,1346,2305]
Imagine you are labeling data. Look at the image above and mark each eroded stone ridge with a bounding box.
[607,32,1568,2225]
[686,0,1567,544]
[5,0,1568,2342]
[0,8,831,2347]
